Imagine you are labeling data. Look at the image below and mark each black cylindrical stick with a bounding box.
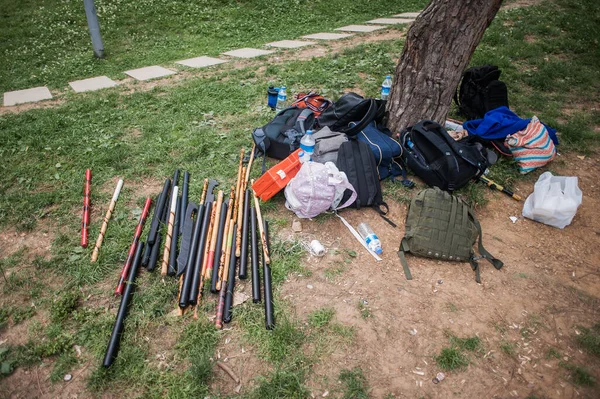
[148,179,171,246]
[239,189,251,279]
[141,193,162,267]
[179,172,190,235]
[179,203,205,308]
[188,202,212,305]
[250,206,261,303]
[210,200,228,293]
[223,229,238,324]
[146,232,161,272]
[103,241,144,368]
[263,220,274,330]
[168,195,182,276]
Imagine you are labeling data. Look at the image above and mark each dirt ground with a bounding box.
[207,152,600,398]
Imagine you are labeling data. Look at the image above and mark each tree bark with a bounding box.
[386,0,503,133]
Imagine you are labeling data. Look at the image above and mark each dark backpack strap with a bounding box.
[397,238,413,280]
[468,208,504,272]
[469,258,482,284]
[345,99,378,136]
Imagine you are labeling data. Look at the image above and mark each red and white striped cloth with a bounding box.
[506,116,557,174]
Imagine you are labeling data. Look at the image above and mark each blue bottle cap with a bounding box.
[306,130,313,135]
[386,75,391,79]
[375,247,383,255]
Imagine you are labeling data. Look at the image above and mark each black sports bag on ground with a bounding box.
[318,92,385,137]
[454,65,509,121]
[336,139,396,226]
[398,120,491,192]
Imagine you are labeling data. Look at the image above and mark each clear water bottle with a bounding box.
[299,130,315,161]
[276,86,287,112]
[381,75,392,101]
[357,222,382,254]
[298,150,310,164]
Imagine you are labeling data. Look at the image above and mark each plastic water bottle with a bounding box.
[298,151,310,164]
[299,130,315,161]
[276,86,287,112]
[381,75,392,101]
[357,222,382,254]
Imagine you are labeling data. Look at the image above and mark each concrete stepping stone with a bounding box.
[69,76,118,93]
[301,32,353,40]
[266,40,316,49]
[175,56,227,68]
[335,24,385,33]
[394,12,421,18]
[222,48,274,58]
[366,18,415,24]
[3,86,52,106]
[124,66,176,81]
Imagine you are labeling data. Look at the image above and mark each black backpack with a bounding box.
[252,106,315,160]
[454,65,509,121]
[318,92,386,137]
[336,139,395,225]
[398,120,491,192]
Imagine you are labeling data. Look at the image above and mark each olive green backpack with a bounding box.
[397,187,503,283]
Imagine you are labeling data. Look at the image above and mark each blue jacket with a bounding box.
[463,106,558,145]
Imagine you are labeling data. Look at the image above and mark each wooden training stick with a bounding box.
[192,203,218,319]
[252,179,270,265]
[161,186,179,276]
[232,149,244,224]
[200,178,208,206]
[216,186,235,290]
[234,166,247,256]
[91,179,123,262]
[245,144,256,184]
[235,144,256,257]
[204,190,224,279]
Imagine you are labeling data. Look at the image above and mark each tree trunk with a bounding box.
[386,0,503,133]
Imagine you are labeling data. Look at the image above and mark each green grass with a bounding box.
[447,332,483,353]
[546,348,561,360]
[0,0,428,93]
[50,290,80,323]
[436,333,483,370]
[0,0,599,397]
[435,347,469,371]
[575,324,600,357]
[308,307,336,329]
[560,362,596,387]
[339,367,370,399]
[500,341,516,357]
[357,300,371,319]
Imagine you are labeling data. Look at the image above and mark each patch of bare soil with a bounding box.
[277,151,600,398]
[0,220,54,261]
[2,356,92,399]
[502,0,544,10]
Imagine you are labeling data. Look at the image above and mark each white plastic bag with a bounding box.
[522,172,582,229]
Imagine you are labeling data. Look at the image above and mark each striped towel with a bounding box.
[506,116,557,174]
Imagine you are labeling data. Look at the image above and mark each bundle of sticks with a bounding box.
[103,144,277,367]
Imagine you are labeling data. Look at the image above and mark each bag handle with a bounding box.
[411,121,460,191]
[294,108,315,134]
[345,99,378,136]
[332,180,358,211]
